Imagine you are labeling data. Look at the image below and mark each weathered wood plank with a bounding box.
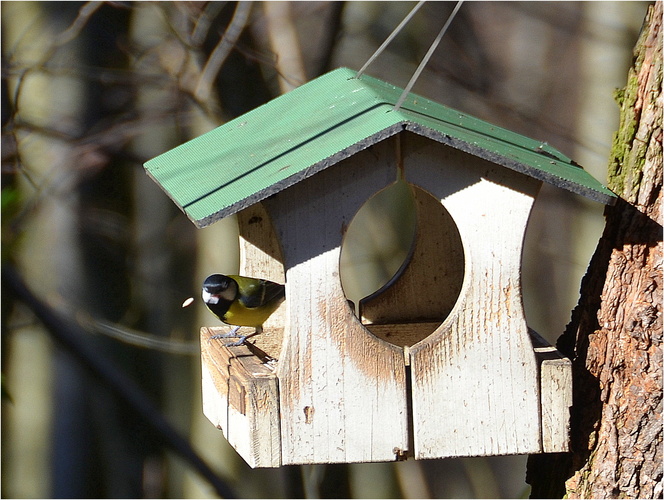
[360,185,465,346]
[200,327,281,467]
[201,131,576,465]
[529,329,572,453]
[359,322,443,350]
[264,138,410,465]
[404,134,544,458]
[237,203,286,359]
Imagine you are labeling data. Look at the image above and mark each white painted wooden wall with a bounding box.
[264,139,410,465]
[403,133,543,457]
[199,132,572,467]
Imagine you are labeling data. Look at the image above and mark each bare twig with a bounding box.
[80,316,199,355]
[54,1,105,48]
[194,1,253,102]
[263,1,307,93]
[313,2,346,77]
[2,265,237,499]
[190,2,227,47]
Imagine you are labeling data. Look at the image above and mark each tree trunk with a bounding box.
[527,2,662,498]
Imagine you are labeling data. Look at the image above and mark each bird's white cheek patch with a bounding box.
[202,290,220,304]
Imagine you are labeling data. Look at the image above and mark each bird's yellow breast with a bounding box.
[222,298,281,328]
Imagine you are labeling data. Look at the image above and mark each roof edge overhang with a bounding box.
[402,123,618,206]
[193,123,407,228]
[143,68,617,229]
[192,121,616,228]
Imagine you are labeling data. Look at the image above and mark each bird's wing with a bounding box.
[261,279,286,304]
[238,278,285,309]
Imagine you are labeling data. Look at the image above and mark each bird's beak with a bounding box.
[202,289,220,305]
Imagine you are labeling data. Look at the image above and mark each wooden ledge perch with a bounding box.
[200,326,281,468]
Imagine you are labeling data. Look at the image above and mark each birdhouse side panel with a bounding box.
[405,139,543,458]
[237,204,287,359]
[237,203,285,281]
[530,329,572,452]
[264,142,410,465]
[281,258,409,464]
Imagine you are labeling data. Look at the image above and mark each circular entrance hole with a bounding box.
[340,181,465,347]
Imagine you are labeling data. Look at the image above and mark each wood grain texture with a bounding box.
[362,322,443,351]
[403,133,544,458]
[360,185,465,346]
[200,327,281,467]
[530,329,572,453]
[237,203,287,359]
[201,131,577,466]
[265,138,410,465]
[529,6,662,497]
[560,5,660,496]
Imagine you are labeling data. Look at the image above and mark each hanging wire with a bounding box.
[393,0,464,111]
[356,1,426,79]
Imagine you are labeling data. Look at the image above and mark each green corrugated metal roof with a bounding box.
[144,67,616,228]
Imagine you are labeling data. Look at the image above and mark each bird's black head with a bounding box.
[202,274,237,305]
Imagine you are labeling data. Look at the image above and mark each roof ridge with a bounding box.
[145,68,616,228]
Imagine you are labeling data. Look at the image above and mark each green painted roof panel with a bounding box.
[144,67,616,227]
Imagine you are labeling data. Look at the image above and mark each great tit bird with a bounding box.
[202,274,285,346]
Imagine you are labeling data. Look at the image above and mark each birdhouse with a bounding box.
[144,68,616,468]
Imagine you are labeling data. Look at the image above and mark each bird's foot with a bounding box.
[223,330,261,347]
[224,335,249,347]
[210,325,241,340]
[210,326,262,347]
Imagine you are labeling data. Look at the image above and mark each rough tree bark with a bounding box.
[527,2,662,498]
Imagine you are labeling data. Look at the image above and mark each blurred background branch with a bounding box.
[2,265,236,498]
[195,2,252,102]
